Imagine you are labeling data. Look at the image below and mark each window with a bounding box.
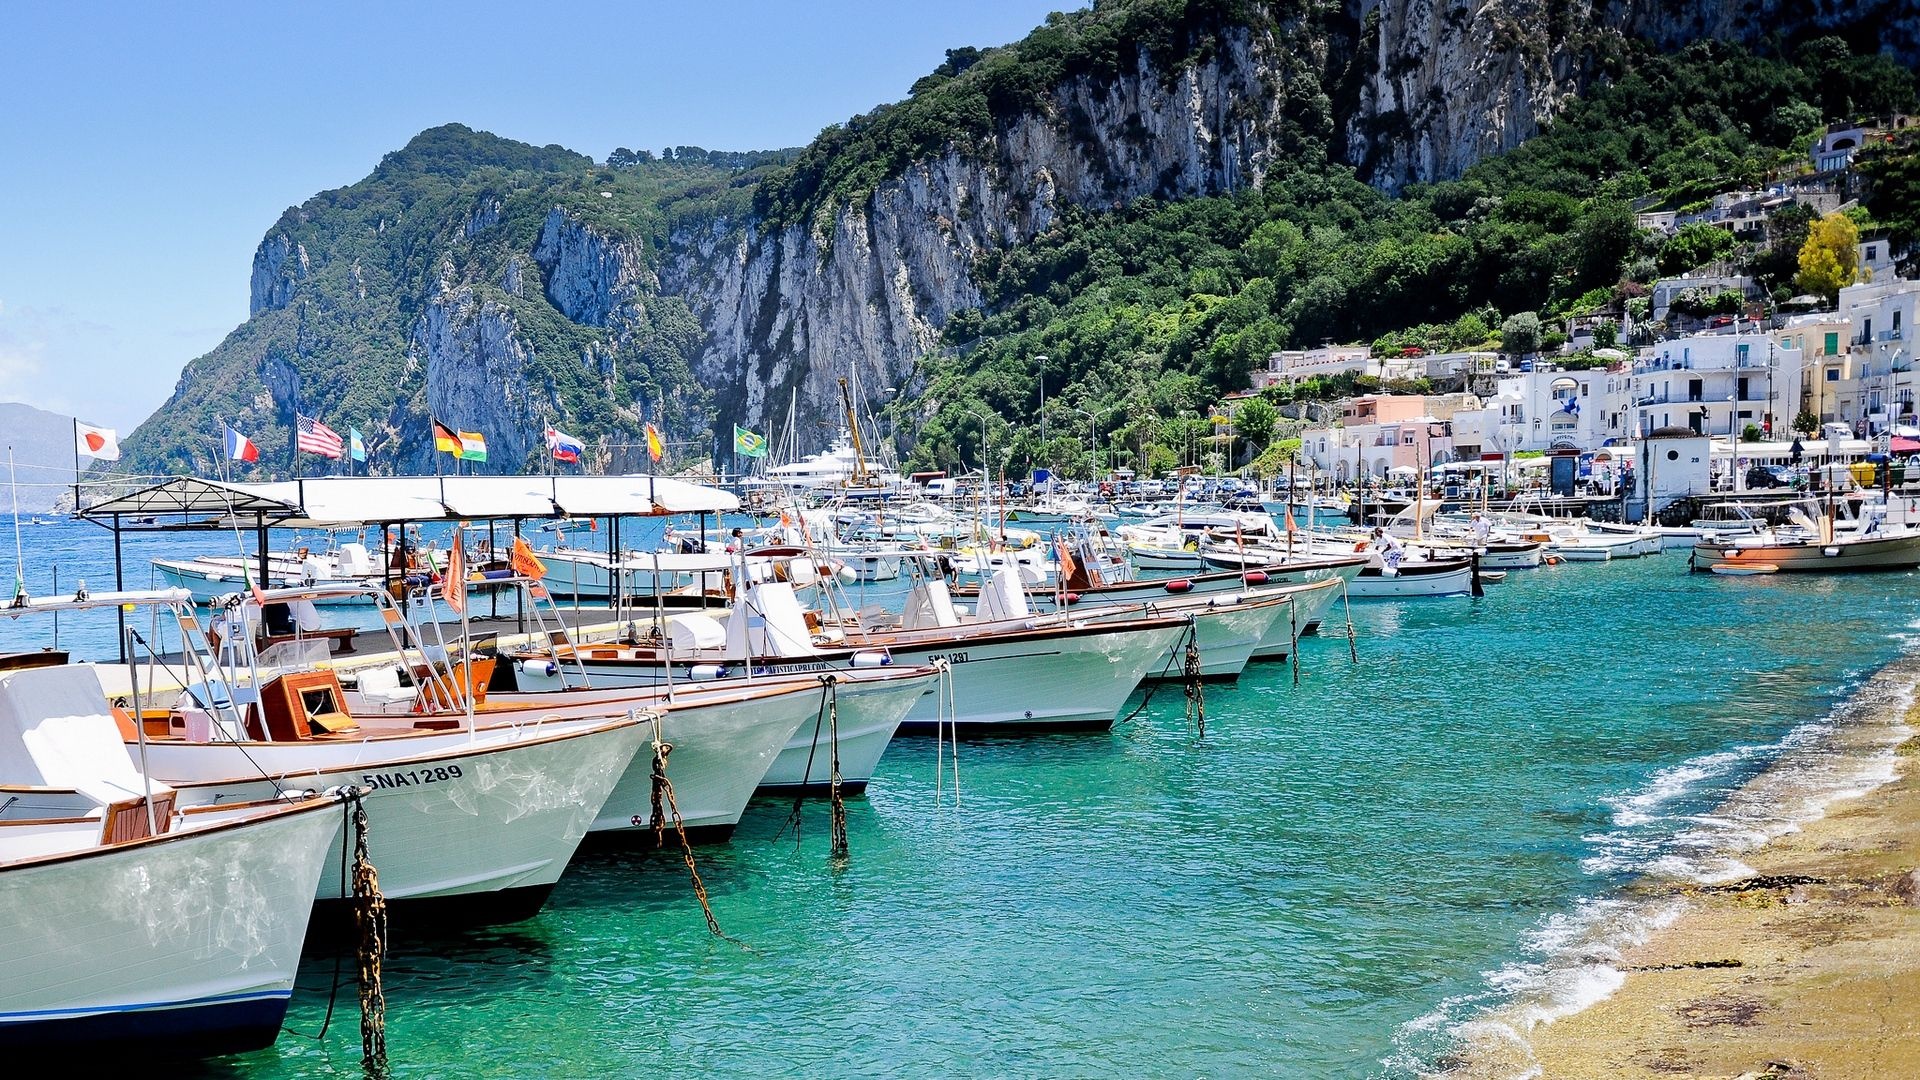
[1868,245,1878,261]
[1827,369,1840,381]
[1826,332,1840,355]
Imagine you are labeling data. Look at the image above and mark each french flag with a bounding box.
[225,425,261,463]
[545,426,584,463]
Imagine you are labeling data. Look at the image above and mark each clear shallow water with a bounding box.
[6,520,1920,1077]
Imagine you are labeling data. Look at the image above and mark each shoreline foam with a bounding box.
[1427,654,1920,1079]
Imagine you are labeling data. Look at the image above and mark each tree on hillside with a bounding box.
[1500,311,1542,355]
[1747,201,1816,292]
[1796,212,1860,300]
[1233,397,1277,453]
[1657,222,1737,275]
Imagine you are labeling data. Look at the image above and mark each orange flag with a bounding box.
[445,537,467,616]
[644,423,664,462]
[510,536,547,579]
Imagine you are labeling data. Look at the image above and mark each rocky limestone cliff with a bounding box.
[119,1,1912,477]
[1342,0,1920,192]
[533,209,655,328]
[250,232,305,316]
[664,24,1317,440]
[410,280,542,471]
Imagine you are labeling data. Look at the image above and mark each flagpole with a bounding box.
[71,417,82,514]
[10,449,28,604]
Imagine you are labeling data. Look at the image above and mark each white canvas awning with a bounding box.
[82,473,738,526]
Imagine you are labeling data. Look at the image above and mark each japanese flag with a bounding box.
[75,421,120,461]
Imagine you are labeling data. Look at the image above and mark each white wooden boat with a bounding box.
[527,577,1191,734]
[1690,529,1920,573]
[140,679,649,921]
[492,665,938,797]
[0,662,343,1057]
[1349,557,1475,598]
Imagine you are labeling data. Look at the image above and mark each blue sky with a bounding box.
[0,0,1069,431]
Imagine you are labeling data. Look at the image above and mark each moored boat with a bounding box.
[0,660,344,1058]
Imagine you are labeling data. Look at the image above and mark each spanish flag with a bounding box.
[433,419,461,455]
[644,423,664,462]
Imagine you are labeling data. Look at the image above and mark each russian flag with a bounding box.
[225,425,260,463]
[545,426,584,463]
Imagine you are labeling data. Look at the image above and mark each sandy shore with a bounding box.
[1454,729,1920,1079]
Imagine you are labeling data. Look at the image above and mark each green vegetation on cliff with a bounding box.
[126,125,768,478]
[899,37,1918,476]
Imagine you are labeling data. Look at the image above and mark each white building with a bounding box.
[1446,365,1638,456]
[1837,276,1919,433]
[1253,344,1372,388]
[1627,332,1803,441]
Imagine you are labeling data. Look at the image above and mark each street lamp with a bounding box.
[1729,392,1741,493]
[1035,354,1051,462]
[967,407,993,488]
[1066,406,1098,480]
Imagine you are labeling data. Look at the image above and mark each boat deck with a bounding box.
[89,606,665,700]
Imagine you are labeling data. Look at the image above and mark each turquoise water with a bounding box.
[6,522,1920,1076]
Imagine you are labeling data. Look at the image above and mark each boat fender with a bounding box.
[1824,546,1840,557]
[1062,592,1082,604]
[518,659,559,678]
[689,664,730,681]
[1243,571,1269,585]
[851,651,892,668]
[1164,579,1193,593]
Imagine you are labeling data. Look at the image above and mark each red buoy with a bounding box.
[1164,579,1193,593]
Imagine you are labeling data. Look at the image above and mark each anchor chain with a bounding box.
[647,720,745,948]
[1182,620,1205,737]
[349,791,388,1078]
[825,676,848,860]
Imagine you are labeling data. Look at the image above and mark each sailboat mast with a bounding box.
[839,377,871,486]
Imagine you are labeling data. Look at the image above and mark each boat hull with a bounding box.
[1349,562,1474,598]
[1248,579,1344,660]
[757,671,930,792]
[551,621,1190,736]
[140,719,644,916]
[0,799,340,1057]
[1689,532,1920,572]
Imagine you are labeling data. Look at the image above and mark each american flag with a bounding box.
[296,414,345,459]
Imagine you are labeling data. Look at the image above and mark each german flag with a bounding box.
[432,419,461,455]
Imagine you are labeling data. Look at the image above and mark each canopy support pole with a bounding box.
[113,513,127,663]
[513,517,525,635]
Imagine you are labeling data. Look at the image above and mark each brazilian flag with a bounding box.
[734,425,769,458]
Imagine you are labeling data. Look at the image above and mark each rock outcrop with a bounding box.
[410,283,541,472]
[534,209,652,328]
[250,233,301,316]
[665,24,1314,437]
